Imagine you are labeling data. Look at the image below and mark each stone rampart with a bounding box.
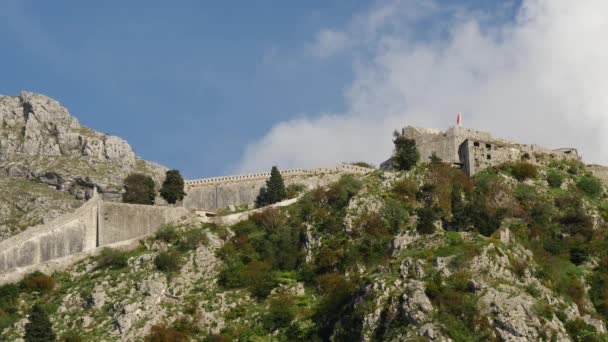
[98,202,189,246]
[0,195,189,276]
[0,194,99,273]
[183,164,372,210]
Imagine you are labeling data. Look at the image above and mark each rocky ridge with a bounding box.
[0,92,166,239]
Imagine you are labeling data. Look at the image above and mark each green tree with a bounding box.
[24,304,55,342]
[160,170,186,204]
[122,173,156,205]
[392,130,420,171]
[256,166,287,207]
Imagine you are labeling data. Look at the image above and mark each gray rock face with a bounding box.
[0,92,167,240]
[0,92,135,164]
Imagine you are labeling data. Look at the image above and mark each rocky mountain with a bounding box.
[2,157,608,341]
[0,92,166,239]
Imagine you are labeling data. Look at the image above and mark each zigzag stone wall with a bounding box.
[183,164,371,210]
[0,193,189,277]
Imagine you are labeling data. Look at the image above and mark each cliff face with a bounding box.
[0,92,166,239]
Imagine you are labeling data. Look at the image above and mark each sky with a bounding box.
[1,0,607,179]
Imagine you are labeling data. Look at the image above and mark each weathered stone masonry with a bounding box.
[0,192,188,275]
[398,126,579,175]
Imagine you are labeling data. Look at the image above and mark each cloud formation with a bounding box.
[238,0,608,173]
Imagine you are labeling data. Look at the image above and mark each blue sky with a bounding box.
[4,0,606,177]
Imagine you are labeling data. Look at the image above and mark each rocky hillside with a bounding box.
[0,92,166,239]
[2,158,608,341]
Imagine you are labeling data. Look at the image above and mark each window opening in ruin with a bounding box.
[486,143,491,149]
[474,142,480,147]
[486,154,491,160]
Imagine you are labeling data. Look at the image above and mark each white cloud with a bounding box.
[308,29,352,58]
[238,0,608,172]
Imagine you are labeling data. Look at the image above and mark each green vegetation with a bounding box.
[160,169,186,204]
[96,248,129,269]
[122,173,156,205]
[392,130,420,171]
[24,304,55,342]
[255,166,287,207]
[154,251,183,273]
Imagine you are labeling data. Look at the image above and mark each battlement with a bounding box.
[185,164,372,188]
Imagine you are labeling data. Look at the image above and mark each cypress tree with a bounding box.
[450,183,466,231]
[256,166,287,207]
[24,304,55,342]
[160,170,186,204]
[122,173,156,205]
[392,130,420,171]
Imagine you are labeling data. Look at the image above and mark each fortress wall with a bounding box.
[0,195,99,272]
[184,164,371,210]
[98,202,189,246]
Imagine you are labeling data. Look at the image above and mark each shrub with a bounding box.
[21,272,55,293]
[263,294,296,331]
[145,324,187,342]
[382,198,408,233]
[391,178,418,202]
[256,166,287,207]
[241,260,276,299]
[154,251,182,273]
[96,248,128,269]
[547,169,566,188]
[286,183,306,198]
[314,273,358,339]
[160,170,186,204]
[24,304,55,342]
[350,161,374,168]
[565,318,602,342]
[392,131,420,171]
[122,173,156,205]
[155,225,179,243]
[509,162,538,181]
[60,331,83,342]
[0,284,19,310]
[576,175,603,198]
[205,334,230,342]
[416,206,439,235]
[177,229,209,251]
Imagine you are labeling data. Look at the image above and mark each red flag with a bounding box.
[457,112,461,127]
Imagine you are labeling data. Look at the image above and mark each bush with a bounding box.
[565,318,602,342]
[263,294,296,331]
[60,331,83,342]
[145,324,187,342]
[416,206,439,235]
[155,225,179,243]
[154,251,182,273]
[382,198,408,233]
[508,162,538,181]
[547,169,566,188]
[122,173,156,205]
[160,170,186,204]
[24,304,55,342]
[576,175,603,198]
[177,229,209,251]
[21,272,55,293]
[392,131,420,171]
[391,178,418,202]
[205,334,230,342]
[286,183,306,198]
[241,260,276,299]
[96,248,129,269]
[0,284,19,310]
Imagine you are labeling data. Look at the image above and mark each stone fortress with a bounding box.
[396,125,580,175]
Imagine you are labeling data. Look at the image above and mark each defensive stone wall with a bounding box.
[0,194,189,276]
[183,164,371,211]
[98,202,189,246]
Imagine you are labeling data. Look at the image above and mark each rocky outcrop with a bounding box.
[0,92,166,239]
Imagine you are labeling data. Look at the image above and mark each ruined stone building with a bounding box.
[395,126,579,175]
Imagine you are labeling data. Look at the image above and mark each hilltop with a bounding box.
[2,158,608,341]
